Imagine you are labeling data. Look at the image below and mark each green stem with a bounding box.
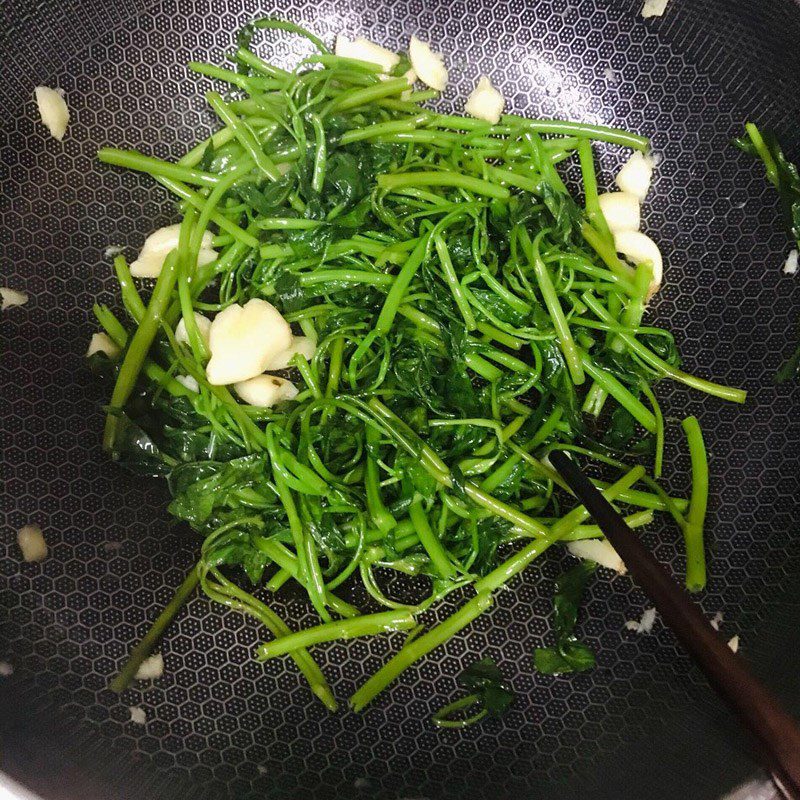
[519,228,584,385]
[113,255,146,321]
[110,567,199,693]
[577,138,613,245]
[433,233,476,330]
[103,251,180,450]
[327,77,411,112]
[502,115,649,150]
[475,466,644,594]
[409,497,456,579]
[581,292,747,403]
[154,175,260,248]
[204,567,337,710]
[257,608,416,660]
[378,172,510,200]
[206,91,281,181]
[375,233,431,335]
[365,425,397,534]
[350,592,493,711]
[432,694,487,728]
[579,352,657,432]
[681,416,709,592]
[97,148,220,187]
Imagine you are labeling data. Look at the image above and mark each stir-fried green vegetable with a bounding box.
[734,123,800,382]
[96,19,746,711]
[735,123,800,251]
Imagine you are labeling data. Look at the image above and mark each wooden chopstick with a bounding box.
[548,450,800,800]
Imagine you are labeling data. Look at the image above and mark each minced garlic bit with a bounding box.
[129,706,147,725]
[641,0,670,18]
[135,653,164,681]
[17,524,48,563]
[35,86,70,141]
[783,249,798,275]
[624,607,657,634]
[1,287,29,310]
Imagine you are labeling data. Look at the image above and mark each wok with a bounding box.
[1,1,799,798]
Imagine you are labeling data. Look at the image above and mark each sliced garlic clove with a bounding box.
[567,539,626,574]
[86,332,121,359]
[408,36,448,91]
[34,86,69,141]
[1,287,29,310]
[263,336,317,370]
[175,312,212,347]
[614,151,654,201]
[464,76,505,124]
[597,191,641,233]
[614,230,663,298]
[234,375,299,407]
[205,299,293,386]
[130,224,217,278]
[335,35,400,72]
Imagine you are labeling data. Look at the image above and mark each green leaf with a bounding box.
[734,124,800,248]
[776,337,800,384]
[535,563,597,676]
[457,657,514,716]
[108,412,173,477]
[534,641,595,675]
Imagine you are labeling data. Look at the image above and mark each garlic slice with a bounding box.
[234,375,299,407]
[614,151,654,201]
[205,299,292,385]
[335,36,400,72]
[1,287,29,310]
[263,336,317,370]
[614,230,663,297]
[135,653,164,681]
[130,224,217,279]
[408,36,448,91]
[18,524,48,563]
[597,192,641,233]
[464,76,505,124]
[567,539,626,574]
[86,332,120,358]
[175,312,212,347]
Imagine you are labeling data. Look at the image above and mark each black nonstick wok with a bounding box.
[1,1,799,798]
